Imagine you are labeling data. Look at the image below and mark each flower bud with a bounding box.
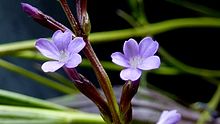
[76,0,91,35]
[119,79,140,123]
[21,3,43,19]
[21,3,68,32]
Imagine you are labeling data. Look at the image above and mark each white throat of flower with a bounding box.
[129,56,143,69]
[59,50,68,63]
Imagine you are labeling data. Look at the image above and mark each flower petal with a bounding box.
[65,53,82,68]
[157,110,181,124]
[139,37,159,58]
[52,30,72,51]
[120,68,142,81]
[111,52,130,67]
[35,38,60,60]
[123,38,139,58]
[138,56,160,70]
[68,37,86,53]
[41,61,64,72]
[160,111,169,119]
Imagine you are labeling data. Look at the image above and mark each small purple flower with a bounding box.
[111,37,160,81]
[157,110,181,124]
[35,30,86,72]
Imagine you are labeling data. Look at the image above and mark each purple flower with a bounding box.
[111,37,160,81]
[35,30,86,72]
[157,110,181,124]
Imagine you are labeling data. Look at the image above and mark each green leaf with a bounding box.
[166,0,220,17]
[0,89,71,111]
[0,105,104,124]
[1,17,220,55]
[0,59,76,94]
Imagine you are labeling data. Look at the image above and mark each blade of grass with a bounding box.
[0,89,71,111]
[0,105,104,124]
[166,0,220,17]
[46,72,76,88]
[0,59,76,94]
[159,47,220,78]
[1,17,220,55]
[197,79,220,124]
[0,119,64,124]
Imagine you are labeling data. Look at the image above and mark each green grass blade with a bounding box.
[0,59,75,94]
[0,105,104,124]
[0,89,71,111]
[1,17,220,55]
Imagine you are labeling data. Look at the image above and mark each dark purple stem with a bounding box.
[64,68,112,121]
[58,1,121,123]
[59,0,81,36]
[21,2,112,121]
[22,2,121,123]
[120,79,140,123]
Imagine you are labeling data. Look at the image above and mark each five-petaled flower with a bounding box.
[157,110,181,124]
[111,37,160,81]
[35,30,85,72]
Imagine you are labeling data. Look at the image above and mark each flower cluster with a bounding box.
[36,30,160,82]
[24,1,179,124]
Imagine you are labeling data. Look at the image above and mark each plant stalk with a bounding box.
[58,1,122,123]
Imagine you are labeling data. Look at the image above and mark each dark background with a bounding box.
[0,0,220,107]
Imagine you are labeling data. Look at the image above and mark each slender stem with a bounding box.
[63,68,112,121]
[0,40,35,56]
[58,1,122,123]
[83,41,122,123]
[0,105,104,124]
[0,59,75,94]
[207,82,220,109]
[0,89,71,111]
[159,47,220,77]
[89,17,220,42]
[46,72,76,88]
[59,0,81,35]
[197,79,220,124]
[2,17,220,54]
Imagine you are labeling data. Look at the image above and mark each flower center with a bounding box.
[59,50,68,62]
[129,56,143,68]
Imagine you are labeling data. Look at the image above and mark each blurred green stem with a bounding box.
[0,105,104,124]
[0,59,75,94]
[0,89,71,111]
[1,17,220,55]
[128,0,148,25]
[197,79,220,124]
[90,17,220,42]
[159,47,220,78]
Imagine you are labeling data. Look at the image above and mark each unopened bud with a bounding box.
[21,3,44,20]
[76,0,91,35]
[120,79,140,123]
[81,12,91,35]
[21,3,68,32]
